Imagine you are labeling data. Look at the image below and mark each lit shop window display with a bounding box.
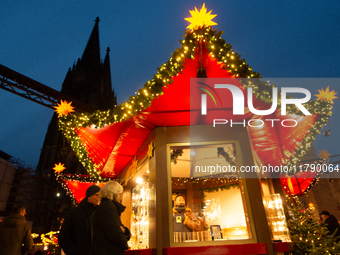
[129,168,150,249]
[263,194,291,242]
[170,144,251,242]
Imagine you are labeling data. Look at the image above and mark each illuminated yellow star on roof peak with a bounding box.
[314,86,338,104]
[54,99,75,117]
[185,3,217,30]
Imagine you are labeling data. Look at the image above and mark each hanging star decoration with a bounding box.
[54,100,75,117]
[185,3,217,30]
[318,150,330,160]
[314,86,338,104]
[124,156,139,185]
[53,163,66,173]
[147,142,155,158]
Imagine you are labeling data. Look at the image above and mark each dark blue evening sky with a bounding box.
[0,1,339,167]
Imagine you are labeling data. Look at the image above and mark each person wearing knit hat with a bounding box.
[59,185,101,255]
[91,181,130,255]
[86,185,101,202]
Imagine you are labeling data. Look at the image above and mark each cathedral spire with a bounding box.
[103,47,111,84]
[81,17,101,67]
[60,17,116,109]
[33,17,116,233]
[102,47,116,108]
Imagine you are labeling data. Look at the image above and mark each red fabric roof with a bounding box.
[60,177,105,204]
[280,171,318,196]
[74,46,318,178]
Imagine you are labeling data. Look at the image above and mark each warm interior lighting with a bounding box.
[136,177,143,184]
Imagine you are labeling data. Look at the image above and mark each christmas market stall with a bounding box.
[55,4,336,255]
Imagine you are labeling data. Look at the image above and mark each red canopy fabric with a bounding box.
[73,45,318,178]
[248,113,318,166]
[76,117,155,177]
[280,171,318,196]
[60,177,105,204]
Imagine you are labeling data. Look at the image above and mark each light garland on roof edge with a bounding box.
[56,6,334,179]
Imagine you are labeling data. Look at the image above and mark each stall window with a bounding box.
[129,162,150,249]
[170,143,251,243]
[263,194,291,242]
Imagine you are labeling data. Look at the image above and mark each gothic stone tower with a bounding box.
[30,17,116,233]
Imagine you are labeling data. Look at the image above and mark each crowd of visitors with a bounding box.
[0,180,129,255]
[59,181,130,255]
[2,183,340,254]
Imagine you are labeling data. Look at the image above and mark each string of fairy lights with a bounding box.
[55,172,114,205]
[56,8,334,180]
[171,176,239,186]
[171,176,241,211]
[39,5,338,253]
[282,157,330,198]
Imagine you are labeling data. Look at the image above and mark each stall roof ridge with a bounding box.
[57,26,332,179]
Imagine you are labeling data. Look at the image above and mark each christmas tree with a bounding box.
[288,200,340,254]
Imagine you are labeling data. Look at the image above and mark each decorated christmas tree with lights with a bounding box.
[288,203,340,255]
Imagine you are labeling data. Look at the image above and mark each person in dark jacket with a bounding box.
[91,180,130,255]
[319,210,340,238]
[58,185,101,255]
[0,205,33,255]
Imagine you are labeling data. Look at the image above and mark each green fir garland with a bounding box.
[200,183,240,201]
[171,149,184,165]
[57,25,333,179]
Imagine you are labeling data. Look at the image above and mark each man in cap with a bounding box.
[59,185,101,255]
[319,210,340,238]
[172,194,205,233]
[173,194,193,232]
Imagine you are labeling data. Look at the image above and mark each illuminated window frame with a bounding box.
[167,141,258,247]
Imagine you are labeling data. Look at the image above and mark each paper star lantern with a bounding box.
[147,142,155,158]
[124,156,139,185]
[53,163,66,173]
[318,150,330,159]
[54,100,75,117]
[314,86,338,104]
[185,3,217,30]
